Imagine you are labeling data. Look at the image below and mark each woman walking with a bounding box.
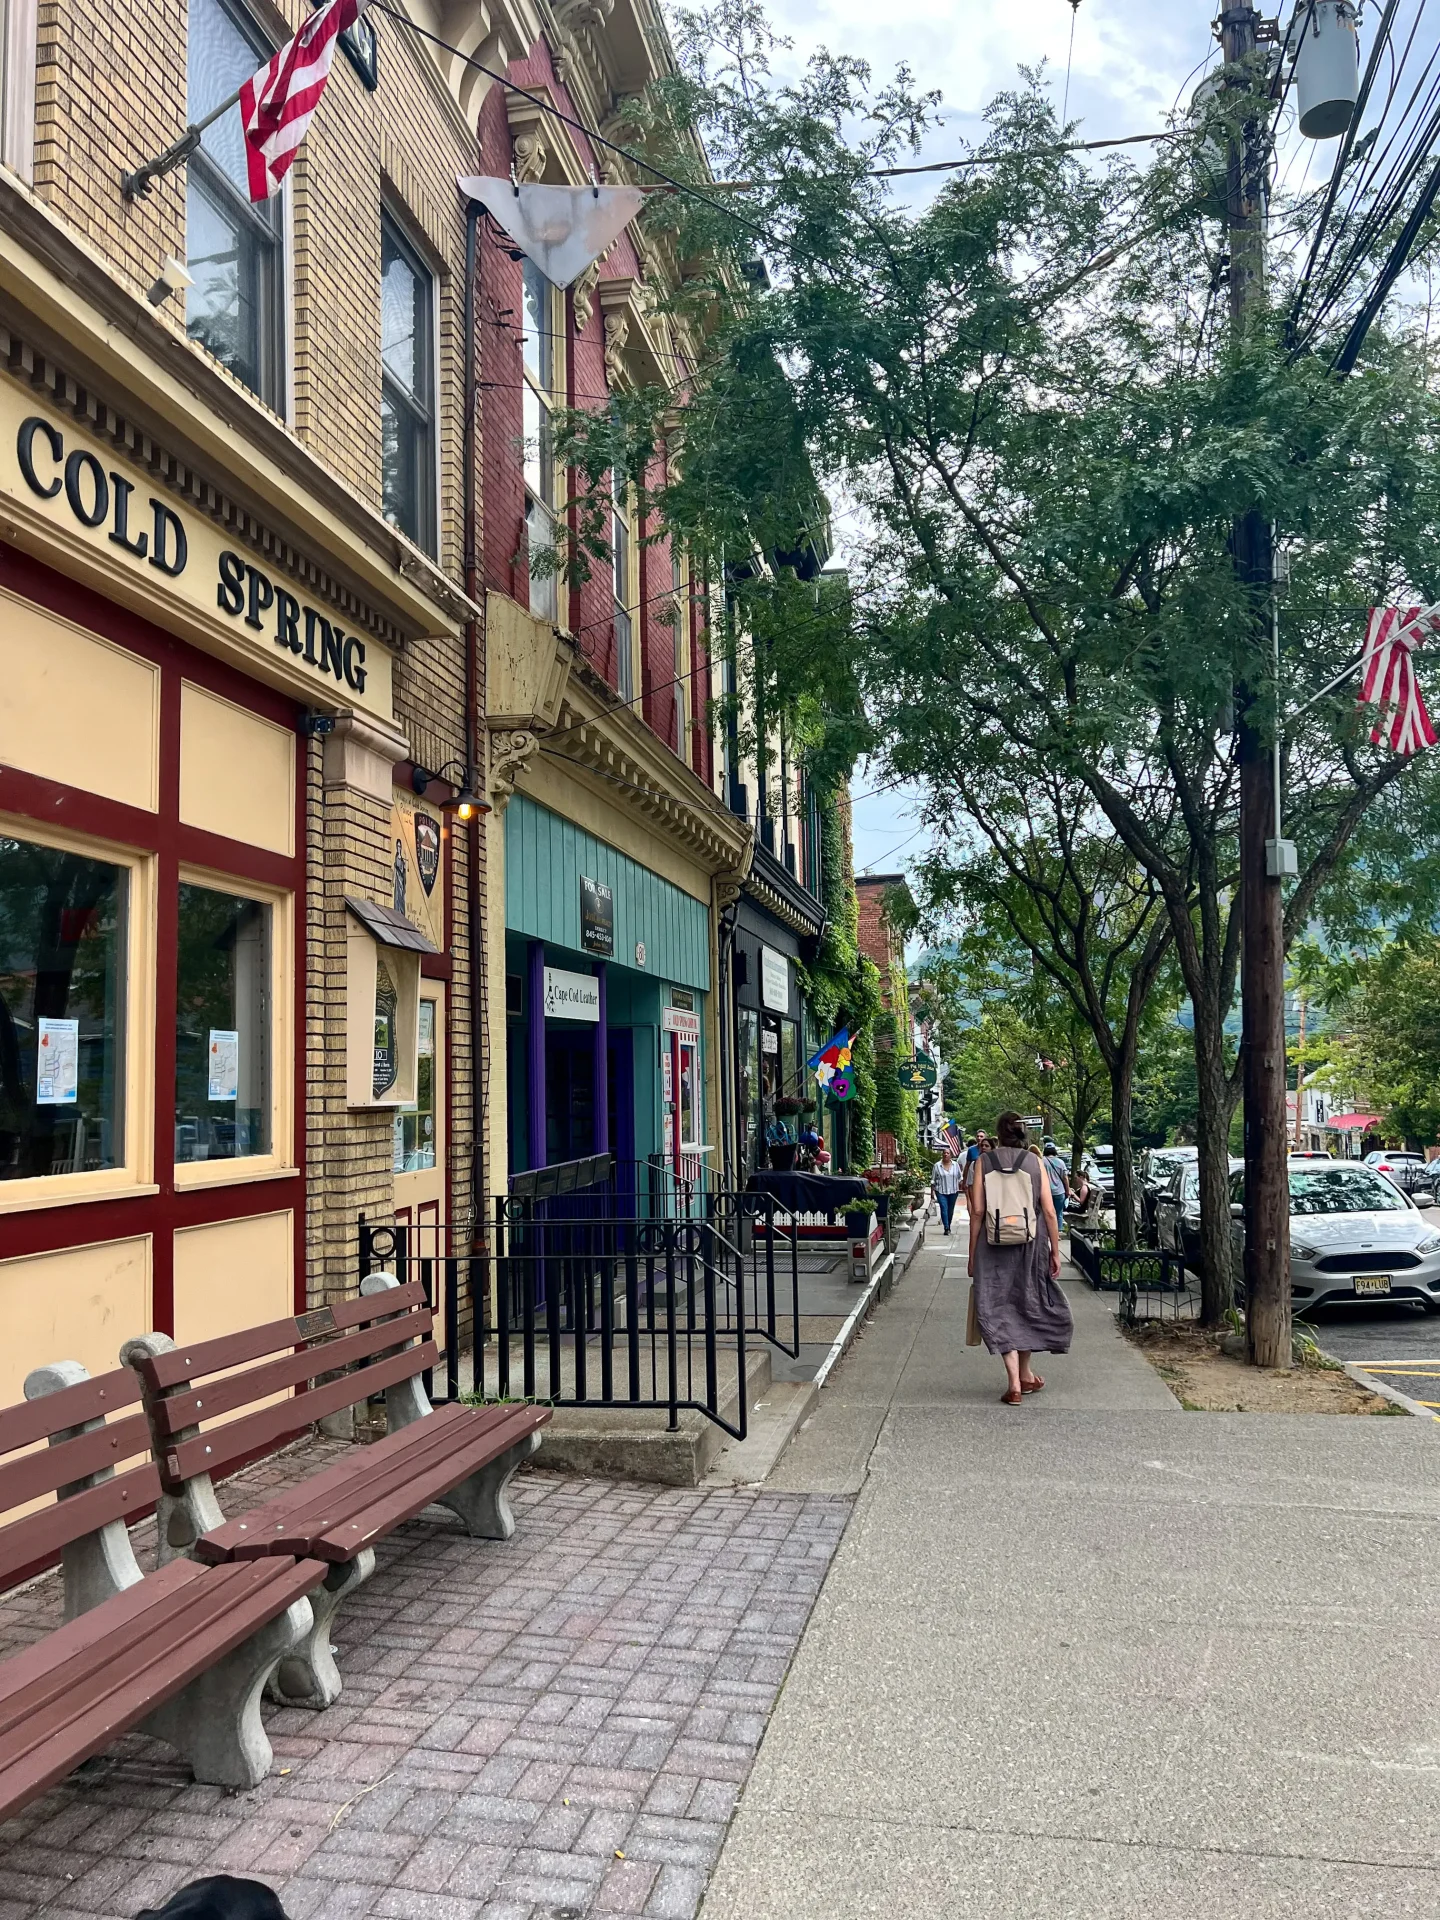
[967,1112,1074,1404]
[931,1145,963,1235]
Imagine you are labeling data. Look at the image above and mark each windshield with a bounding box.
[1289,1168,1408,1216]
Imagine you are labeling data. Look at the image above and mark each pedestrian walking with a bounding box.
[965,1130,991,1193]
[968,1112,1074,1404]
[1042,1139,1071,1236]
[931,1145,963,1235]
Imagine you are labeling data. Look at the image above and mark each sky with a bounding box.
[742,0,1290,879]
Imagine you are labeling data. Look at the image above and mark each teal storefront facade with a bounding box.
[503,795,712,1179]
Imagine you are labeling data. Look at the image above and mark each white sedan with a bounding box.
[1230,1161,1440,1314]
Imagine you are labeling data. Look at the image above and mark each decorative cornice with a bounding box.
[541,659,753,875]
[744,841,826,939]
[0,174,469,639]
[487,728,541,811]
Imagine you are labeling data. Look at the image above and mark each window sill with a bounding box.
[0,1179,161,1218]
[173,1160,299,1193]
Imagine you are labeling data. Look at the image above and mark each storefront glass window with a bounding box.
[779,1019,799,1102]
[175,883,271,1163]
[0,836,126,1180]
[394,999,437,1172]
[737,1007,761,1175]
[679,1042,698,1148]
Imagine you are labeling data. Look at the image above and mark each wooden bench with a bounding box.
[0,1361,323,1815]
[123,1273,550,1710]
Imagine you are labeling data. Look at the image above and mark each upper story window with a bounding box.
[521,258,559,622]
[612,472,635,702]
[671,550,690,765]
[186,0,284,410]
[380,215,436,556]
[1,0,38,180]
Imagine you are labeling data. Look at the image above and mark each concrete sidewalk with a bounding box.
[702,1243,1440,1918]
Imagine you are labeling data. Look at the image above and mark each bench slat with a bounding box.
[0,1556,326,1820]
[195,1403,473,1561]
[0,1558,205,1738]
[0,1369,142,1461]
[0,1464,160,1593]
[151,1308,434,1439]
[314,1407,550,1561]
[194,1403,510,1561]
[162,1340,440,1487]
[0,1413,153,1520]
[137,1284,428,1392]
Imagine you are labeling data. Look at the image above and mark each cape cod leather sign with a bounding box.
[1,384,395,721]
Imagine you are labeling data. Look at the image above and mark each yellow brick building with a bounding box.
[0,0,491,1392]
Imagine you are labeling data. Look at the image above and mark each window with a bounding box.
[186,0,284,409]
[1,0,39,179]
[380,216,436,555]
[613,471,634,701]
[174,882,271,1163]
[521,259,558,622]
[0,835,127,1180]
[393,997,436,1171]
[671,550,689,762]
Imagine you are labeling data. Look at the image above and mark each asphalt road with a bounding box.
[1306,1300,1440,1409]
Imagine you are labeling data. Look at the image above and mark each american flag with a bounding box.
[1360,604,1440,757]
[942,1122,963,1154]
[240,0,365,201]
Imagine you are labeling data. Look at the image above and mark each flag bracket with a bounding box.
[121,86,241,200]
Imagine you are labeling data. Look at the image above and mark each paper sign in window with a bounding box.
[208,1029,240,1102]
[36,1018,80,1105]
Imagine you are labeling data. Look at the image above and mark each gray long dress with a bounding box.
[972,1147,1075,1356]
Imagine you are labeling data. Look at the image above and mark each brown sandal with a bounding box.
[1000,1387,1023,1405]
[1020,1375,1045,1394]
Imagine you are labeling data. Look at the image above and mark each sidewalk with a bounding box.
[703,1240,1440,1918]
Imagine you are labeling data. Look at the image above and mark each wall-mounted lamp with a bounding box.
[410,760,490,821]
[146,256,194,308]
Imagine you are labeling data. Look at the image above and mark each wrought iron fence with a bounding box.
[358,1156,805,1436]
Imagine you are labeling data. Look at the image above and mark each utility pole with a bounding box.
[1221,3,1291,1368]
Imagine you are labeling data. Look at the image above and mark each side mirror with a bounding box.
[1229,1202,1244,1220]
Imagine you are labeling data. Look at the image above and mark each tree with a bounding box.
[918,773,1173,1244]
[547,5,1440,1339]
[1296,936,1440,1148]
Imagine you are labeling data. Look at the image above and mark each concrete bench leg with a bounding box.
[140,1594,314,1790]
[267,1550,374,1710]
[437,1428,543,1540]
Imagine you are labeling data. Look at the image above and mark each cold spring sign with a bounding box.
[3,390,393,722]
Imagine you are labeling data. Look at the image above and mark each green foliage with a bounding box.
[794,786,883,1166]
[1301,934,1440,1145]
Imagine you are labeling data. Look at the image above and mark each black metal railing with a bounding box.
[358,1166,804,1437]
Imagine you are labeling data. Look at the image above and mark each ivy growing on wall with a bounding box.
[796,784,881,1170]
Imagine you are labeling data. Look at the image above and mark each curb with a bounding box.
[1341,1362,1440,1420]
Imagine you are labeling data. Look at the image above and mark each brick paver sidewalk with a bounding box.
[0,1463,849,1920]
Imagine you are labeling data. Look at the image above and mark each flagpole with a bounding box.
[121,87,244,200]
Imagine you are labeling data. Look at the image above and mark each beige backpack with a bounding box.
[982,1151,1037,1246]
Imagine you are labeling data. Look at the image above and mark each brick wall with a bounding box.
[28,0,488,1309]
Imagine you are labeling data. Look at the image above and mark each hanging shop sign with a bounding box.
[390,790,445,951]
[760,945,790,1012]
[895,1055,937,1091]
[2,389,395,720]
[661,1007,700,1041]
[580,874,615,957]
[543,966,600,1022]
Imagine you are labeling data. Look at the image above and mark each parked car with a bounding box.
[1153,1158,1244,1273]
[1090,1146,1116,1203]
[1229,1160,1440,1314]
[1362,1150,1432,1191]
[1139,1146,1199,1239]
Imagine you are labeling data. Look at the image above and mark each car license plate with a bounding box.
[1354,1274,1392,1297]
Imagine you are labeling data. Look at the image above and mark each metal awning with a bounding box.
[345,896,439,955]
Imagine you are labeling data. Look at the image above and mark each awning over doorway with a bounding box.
[1325,1112,1382,1132]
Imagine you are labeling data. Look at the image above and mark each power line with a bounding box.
[368,2,773,243]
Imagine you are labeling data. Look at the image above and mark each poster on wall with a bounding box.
[761,946,790,1012]
[580,875,615,957]
[390,790,445,951]
[208,1030,240,1102]
[36,1017,79,1105]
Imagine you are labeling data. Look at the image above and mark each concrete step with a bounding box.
[534,1345,773,1487]
[702,1378,820,1486]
